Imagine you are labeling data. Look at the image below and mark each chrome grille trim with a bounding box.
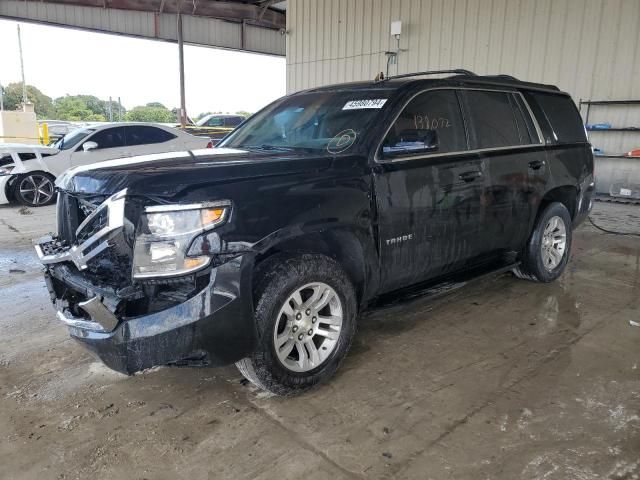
[35,189,127,270]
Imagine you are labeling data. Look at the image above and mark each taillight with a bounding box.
[206,141,214,148]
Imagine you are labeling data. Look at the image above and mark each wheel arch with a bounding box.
[538,185,578,221]
[252,227,376,310]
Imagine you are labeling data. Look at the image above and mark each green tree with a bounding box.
[1,83,55,118]
[146,102,167,109]
[125,105,175,123]
[53,96,107,121]
[235,111,252,118]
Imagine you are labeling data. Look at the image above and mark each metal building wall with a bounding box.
[286,0,640,161]
[0,0,285,56]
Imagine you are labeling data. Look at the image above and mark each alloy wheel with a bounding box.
[541,215,567,271]
[19,174,54,206]
[273,282,343,372]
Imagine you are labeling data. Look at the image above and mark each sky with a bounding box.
[0,19,286,116]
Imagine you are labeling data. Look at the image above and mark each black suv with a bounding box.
[36,70,594,395]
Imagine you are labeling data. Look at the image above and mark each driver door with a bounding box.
[374,89,486,292]
[69,126,127,168]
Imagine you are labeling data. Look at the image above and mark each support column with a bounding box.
[177,10,187,127]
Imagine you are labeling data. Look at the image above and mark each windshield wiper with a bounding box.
[243,144,296,152]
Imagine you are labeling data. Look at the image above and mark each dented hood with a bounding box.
[56,147,333,196]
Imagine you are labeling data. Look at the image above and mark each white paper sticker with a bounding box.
[342,99,388,110]
[620,188,632,196]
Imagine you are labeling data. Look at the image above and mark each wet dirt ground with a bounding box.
[0,201,639,480]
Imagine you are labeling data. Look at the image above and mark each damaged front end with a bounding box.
[35,188,256,374]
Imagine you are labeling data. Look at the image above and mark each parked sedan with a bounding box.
[0,123,211,207]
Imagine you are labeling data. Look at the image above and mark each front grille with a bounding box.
[39,238,70,256]
[78,198,98,217]
[76,207,108,244]
[56,192,80,244]
[56,192,108,244]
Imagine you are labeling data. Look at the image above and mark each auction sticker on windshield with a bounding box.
[342,99,388,110]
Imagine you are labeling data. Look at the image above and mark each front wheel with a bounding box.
[513,202,572,282]
[236,254,357,395]
[13,172,56,207]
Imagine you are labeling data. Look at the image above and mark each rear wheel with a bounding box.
[13,172,56,207]
[236,254,357,395]
[513,202,572,282]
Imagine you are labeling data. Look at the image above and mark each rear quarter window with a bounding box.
[530,93,586,144]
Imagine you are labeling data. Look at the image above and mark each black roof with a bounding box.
[302,70,564,96]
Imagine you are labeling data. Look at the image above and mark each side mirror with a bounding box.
[82,141,98,152]
[383,129,439,158]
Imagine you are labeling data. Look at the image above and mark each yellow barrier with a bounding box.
[40,123,49,145]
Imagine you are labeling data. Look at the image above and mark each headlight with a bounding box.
[132,202,229,279]
[0,166,15,176]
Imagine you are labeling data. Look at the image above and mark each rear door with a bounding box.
[124,125,179,156]
[374,89,486,292]
[460,89,546,254]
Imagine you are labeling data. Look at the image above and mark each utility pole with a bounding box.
[118,97,122,121]
[108,96,113,122]
[177,7,187,128]
[17,25,27,107]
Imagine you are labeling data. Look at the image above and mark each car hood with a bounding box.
[56,147,334,197]
[0,143,59,155]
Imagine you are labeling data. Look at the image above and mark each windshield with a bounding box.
[219,91,389,152]
[53,127,95,150]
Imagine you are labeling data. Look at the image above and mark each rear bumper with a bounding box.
[42,255,257,375]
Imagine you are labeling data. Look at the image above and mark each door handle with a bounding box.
[459,170,482,182]
[528,159,546,170]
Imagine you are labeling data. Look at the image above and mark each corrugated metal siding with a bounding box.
[287,0,640,157]
[0,0,285,56]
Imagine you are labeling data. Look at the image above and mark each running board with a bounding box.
[372,261,520,310]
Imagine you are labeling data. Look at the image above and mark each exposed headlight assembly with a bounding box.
[132,201,230,279]
[0,166,15,176]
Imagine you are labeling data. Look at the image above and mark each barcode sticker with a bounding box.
[342,99,387,110]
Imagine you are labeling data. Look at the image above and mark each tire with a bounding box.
[236,254,357,395]
[513,202,572,282]
[13,172,56,207]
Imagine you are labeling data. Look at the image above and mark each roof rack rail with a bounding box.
[482,74,519,81]
[380,69,477,82]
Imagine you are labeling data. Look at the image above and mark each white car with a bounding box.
[0,123,212,207]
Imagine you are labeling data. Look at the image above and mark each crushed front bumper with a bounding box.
[38,244,257,374]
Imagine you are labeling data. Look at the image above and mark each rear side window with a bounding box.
[531,93,586,143]
[225,116,243,127]
[464,91,525,149]
[126,126,176,146]
[382,89,467,156]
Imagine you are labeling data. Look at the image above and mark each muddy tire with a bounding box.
[13,172,56,207]
[513,202,572,282]
[236,254,357,396]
